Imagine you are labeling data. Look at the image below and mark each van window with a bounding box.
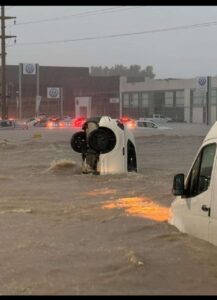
[186,143,216,197]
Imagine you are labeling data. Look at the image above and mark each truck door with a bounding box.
[208,143,217,246]
[182,143,216,242]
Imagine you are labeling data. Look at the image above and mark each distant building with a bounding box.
[120,76,217,124]
[4,64,120,119]
[2,65,217,124]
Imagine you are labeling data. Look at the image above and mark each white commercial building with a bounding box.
[119,76,217,124]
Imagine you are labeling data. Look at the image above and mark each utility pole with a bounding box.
[0,6,16,119]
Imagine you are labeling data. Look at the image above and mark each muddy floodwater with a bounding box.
[1,123,217,295]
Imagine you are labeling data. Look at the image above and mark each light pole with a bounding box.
[15,90,19,119]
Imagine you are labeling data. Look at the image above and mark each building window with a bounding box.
[165,91,173,107]
[141,93,149,107]
[211,89,217,105]
[131,93,139,108]
[123,93,129,107]
[176,90,184,107]
[193,90,205,106]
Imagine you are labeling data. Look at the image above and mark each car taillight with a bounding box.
[120,116,136,128]
[127,121,136,128]
[47,121,53,127]
[73,117,86,127]
[120,116,131,124]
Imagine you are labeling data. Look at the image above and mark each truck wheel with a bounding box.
[70,131,86,153]
[127,140,137,172]
[88,127,116,154]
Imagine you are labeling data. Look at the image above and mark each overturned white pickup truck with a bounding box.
[70,116,137,175]
[169,121,217,246]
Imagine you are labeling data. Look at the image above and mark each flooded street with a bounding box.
[1,123,217,295]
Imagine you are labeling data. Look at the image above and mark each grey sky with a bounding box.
[5,5,217,79]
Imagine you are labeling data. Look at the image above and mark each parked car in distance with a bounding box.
[34,118,48,127]
[135,119,172,130]
[26,117,39,127]
[46,117,64,128]
[119,116,136,128]
[62,116,73,127]
[15,120,29,129]
[0,119,28,130]
[0,119,15,129]
[143,114,172,123]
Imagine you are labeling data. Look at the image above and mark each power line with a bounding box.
[8,19,217,47]
[13,6,139,26]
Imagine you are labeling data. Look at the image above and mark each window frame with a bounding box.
[185,143,216,198]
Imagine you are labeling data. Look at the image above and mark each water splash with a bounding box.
[47,159,82,174]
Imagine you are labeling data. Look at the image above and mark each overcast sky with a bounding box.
[4,5,217,79]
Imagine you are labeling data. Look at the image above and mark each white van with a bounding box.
[169,121,217,246]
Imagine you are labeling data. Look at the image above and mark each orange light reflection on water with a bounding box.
[102,197,169,222]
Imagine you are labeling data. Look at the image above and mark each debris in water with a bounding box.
[33,133,42,139]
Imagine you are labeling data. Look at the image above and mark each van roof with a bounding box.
[204,121,217,142]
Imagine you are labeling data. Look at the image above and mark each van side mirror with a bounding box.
[172,173,185,196]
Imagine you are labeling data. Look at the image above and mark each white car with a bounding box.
[70,116,137,175]
[144,114,172,123]
[25,117,39,127]
[135,119,172,130]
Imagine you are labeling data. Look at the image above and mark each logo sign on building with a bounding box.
[196,76,207,91]
[109,98,119,103]
[23,63,36,75]
[47,87,60,99]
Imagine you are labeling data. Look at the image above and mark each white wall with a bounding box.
[184,89,191,123]
[192,107,203,123]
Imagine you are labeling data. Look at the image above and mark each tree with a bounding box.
[90,64,155,78]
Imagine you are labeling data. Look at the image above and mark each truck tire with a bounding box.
[70,131,86,153]
[88,127,116,154]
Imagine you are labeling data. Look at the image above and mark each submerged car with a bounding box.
[70,116,137,175]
